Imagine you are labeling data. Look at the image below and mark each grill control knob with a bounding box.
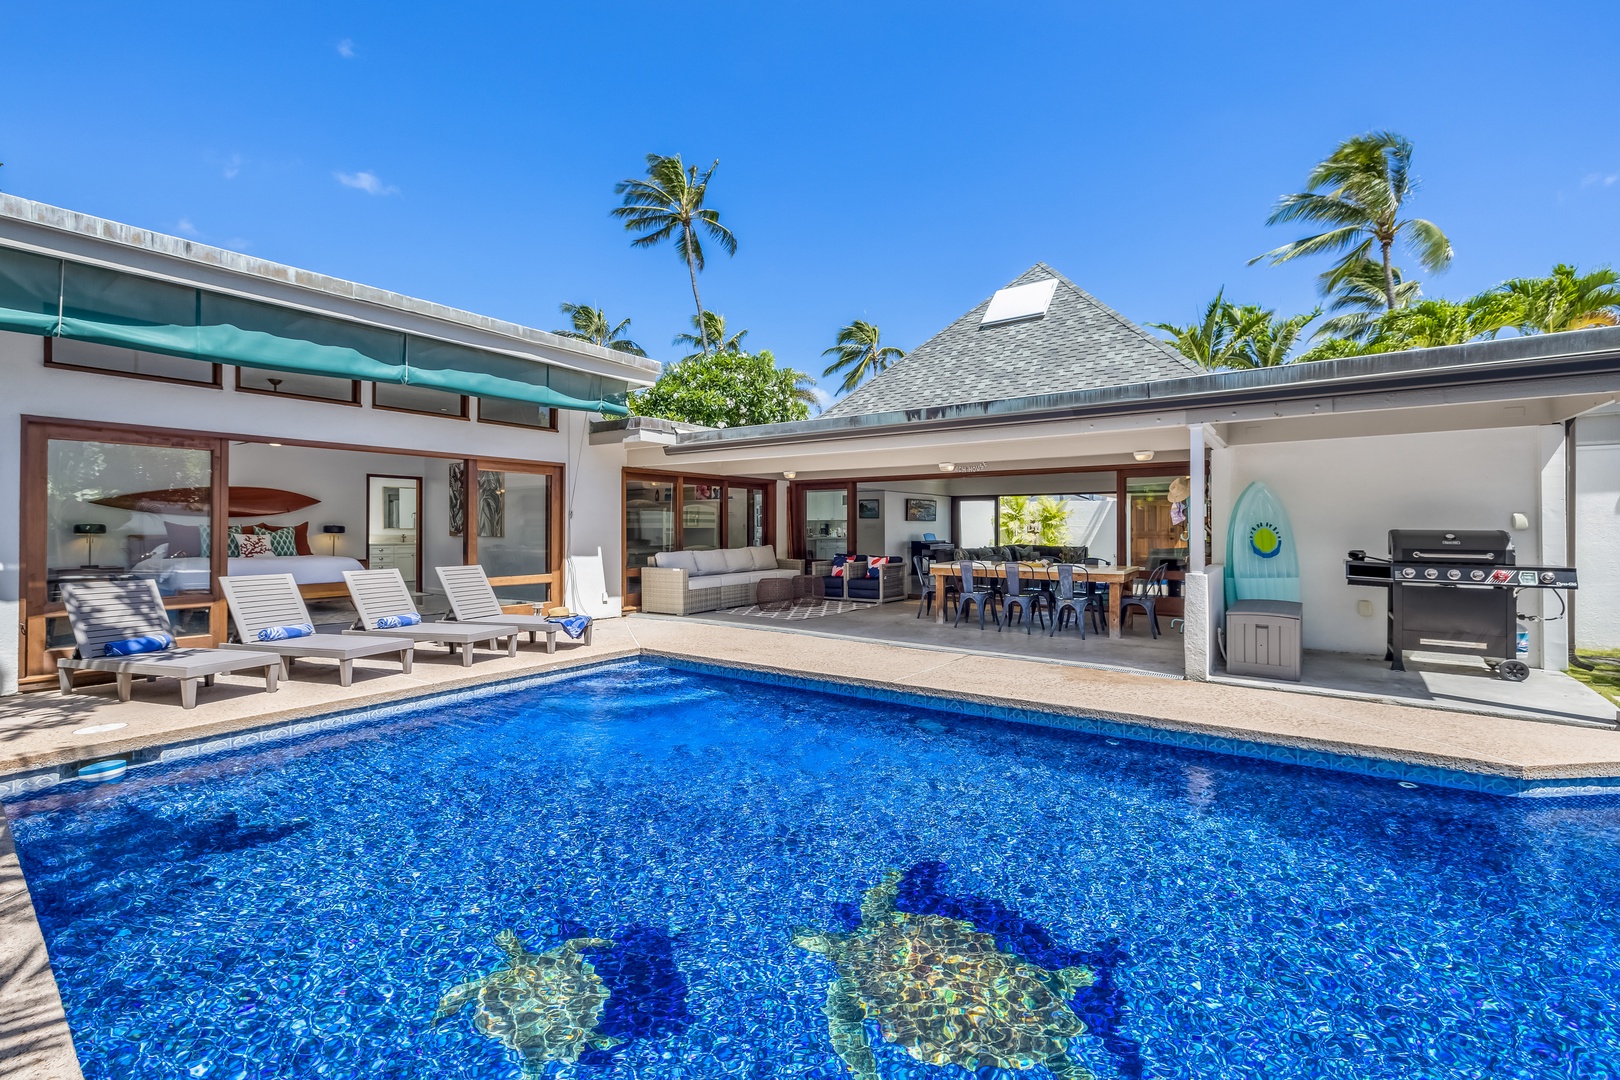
[1447,568,1461,580]
[1470,569,1486,581]
[1424,568,1439,580]
[1401,567,1416,579]
[1541,571,1556,585]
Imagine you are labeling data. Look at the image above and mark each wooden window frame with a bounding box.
[43,335,223,389]
[786,479,858,561]
[462,456,567,607]
[369,381,471,420]
[235,365,362,406]
[620,468,779,608]
[475,398,559,432]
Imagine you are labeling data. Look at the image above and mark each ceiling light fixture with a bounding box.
[782,471,796,479]
[938,462,956,472]
[1133,450,1154,462]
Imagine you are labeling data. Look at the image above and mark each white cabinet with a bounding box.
[369,542,418,583]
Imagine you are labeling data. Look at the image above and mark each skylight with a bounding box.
[980,279,1058,326]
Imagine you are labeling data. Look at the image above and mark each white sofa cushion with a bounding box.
[654,550,697,572]
[750,568,799,581]
[709,572,758,589]
[691,548,730,575]
[748,545,778,570]
[722,547,754,572]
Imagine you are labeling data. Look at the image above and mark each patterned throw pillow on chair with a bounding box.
[236,533,273,559]
[830,554,851,578]
[865,556,893,578]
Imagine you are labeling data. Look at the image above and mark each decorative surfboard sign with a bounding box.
[1224,480,1301,607]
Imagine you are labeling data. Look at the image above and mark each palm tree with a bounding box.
[1241,309,1320,367]
[674,311,748,359]
[999,496,1033,545]
[612,153,737,353]
[1032,496,1071,545]
[1252,131,1452,311]
[552,302,646,356]
[821,320,906,395]
[1150,290,1270,370]
[1372,295,1519,349]
[1316,259,1423,341]
[1501,264,1620,334]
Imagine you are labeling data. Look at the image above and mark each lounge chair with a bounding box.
[342,569,519,667]
[436,565,592,652]
[220,573,415,686]
[56,578,280,709]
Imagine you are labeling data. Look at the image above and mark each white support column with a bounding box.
[1184,424,1211,680]
[1539,424,1570,670]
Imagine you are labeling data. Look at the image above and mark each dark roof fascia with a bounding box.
[665,327,1620,454]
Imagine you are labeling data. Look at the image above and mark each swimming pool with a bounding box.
[7,658,1620,1079]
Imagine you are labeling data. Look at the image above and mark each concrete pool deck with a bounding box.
[5,614,1620,1080]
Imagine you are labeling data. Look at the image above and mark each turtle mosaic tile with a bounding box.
[8,660,1620,1079]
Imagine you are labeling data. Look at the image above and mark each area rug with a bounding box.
[725,600,860,620]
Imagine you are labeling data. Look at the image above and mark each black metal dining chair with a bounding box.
[1120,563,1169,638]
[914,555,958,619]
[1082,557,1112,635]
[998,562,1051,633]
[1048,564,1099,639]
[953,560,999,630]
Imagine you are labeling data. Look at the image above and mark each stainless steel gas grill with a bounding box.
[1345,529,1577,682]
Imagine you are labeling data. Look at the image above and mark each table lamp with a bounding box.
[74,522,107,567]
[323,524,346,555]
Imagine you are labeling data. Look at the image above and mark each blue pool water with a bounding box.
[7,659,1620,1080]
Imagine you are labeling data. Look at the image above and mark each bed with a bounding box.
[133,553,368,600]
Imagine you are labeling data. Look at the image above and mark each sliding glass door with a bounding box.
[464,460,563,607]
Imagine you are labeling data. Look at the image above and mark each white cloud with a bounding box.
[1581,172,1619,188]
[337,38,356,58]
[807,384,835,413]
[222,152,243,179]
[335,170,399,196]
[175,217,200,237]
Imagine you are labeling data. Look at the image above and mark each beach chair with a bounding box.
[342,569,519,667]
[436,565,593,652]
[56,578,280,709]
[220,573,415,686]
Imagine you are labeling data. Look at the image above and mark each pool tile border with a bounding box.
[646,654,1620,799]
[4,651,1618,801]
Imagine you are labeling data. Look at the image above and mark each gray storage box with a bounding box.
[1225,600,1303,681]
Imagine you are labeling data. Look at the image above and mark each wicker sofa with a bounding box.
[641,546,802,615]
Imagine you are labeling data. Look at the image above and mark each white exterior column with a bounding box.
[1539,424,1570,670]
[1183,424,1211,680]
[1189,424,1206,572]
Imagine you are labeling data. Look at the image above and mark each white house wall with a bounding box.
[1211,425,1550,660]
[1576,412,1620,649]
[0,328,629,694]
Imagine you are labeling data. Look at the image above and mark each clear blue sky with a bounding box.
[3,2,1617,406]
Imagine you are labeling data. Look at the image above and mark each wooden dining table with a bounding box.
[928,562,1145,638]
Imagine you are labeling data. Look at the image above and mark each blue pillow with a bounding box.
[256,623,314,641]
[102,633,175,657]
[375,613,422,629]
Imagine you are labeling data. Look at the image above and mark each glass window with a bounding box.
[1125,475,1189,570]
[46,439,213,602]
[475,468,551,584]
[48,337,216,384]
[478,397,555,429]
[803,488,848,561]
[238,366,358,402]
[682,483,722,550]
[727,486,765,548]
[626,479,675,570]
[957,498,997,549]
[373,382,466,417]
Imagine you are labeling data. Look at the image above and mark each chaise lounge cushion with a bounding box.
[692,549,730,576]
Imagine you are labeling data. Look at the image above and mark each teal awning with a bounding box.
[0,247,631,416]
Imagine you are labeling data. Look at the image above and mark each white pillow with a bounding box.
[692,548,730,575]
[722,547,754,572]
[749,545,778,571]
[654,550,697,572]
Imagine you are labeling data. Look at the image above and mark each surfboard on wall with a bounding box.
[1224,480,1301,607]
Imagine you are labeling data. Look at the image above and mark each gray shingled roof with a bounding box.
[823,263,1202,417]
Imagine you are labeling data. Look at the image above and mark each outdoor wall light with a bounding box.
[1133,450,1155,462]
[938,462,956,472]
[782,471,796,479]
[1510,512,1530,531]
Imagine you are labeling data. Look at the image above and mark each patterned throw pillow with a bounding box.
[259,527,298,557]
[102,633,175,657]
[257,623,314,641]
[830,554,850,578]
[236,533,273,559]
[375,613,422,629]
[866,556,893,578]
